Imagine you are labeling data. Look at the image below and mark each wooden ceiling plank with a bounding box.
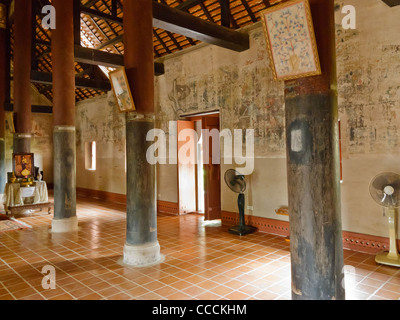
[153,29,172,54]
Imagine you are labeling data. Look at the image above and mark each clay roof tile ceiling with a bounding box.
[11,0,275,103]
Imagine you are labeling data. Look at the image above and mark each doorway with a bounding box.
[177,111,221,221]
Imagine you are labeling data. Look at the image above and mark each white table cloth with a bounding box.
[3,181,49,208]
[4,183,24,207]
[33,181,49,204]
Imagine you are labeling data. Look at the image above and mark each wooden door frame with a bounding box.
[179,111,221,219]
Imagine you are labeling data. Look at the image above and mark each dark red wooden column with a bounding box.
[0,3,7,191]
[122,0,162,266]
[285,0,345,300]
[13,0,32,153]
[51,0,78,233]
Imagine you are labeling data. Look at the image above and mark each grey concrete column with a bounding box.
[285,0,345,300]
[13,133,31,154]
[286,93,344,300]
[51,126,78,233]
[123,113,162,266]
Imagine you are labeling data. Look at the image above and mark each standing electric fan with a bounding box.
[224,169,257,236]
[369,172,400,267]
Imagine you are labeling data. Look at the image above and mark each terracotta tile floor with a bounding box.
[0,195,400,301]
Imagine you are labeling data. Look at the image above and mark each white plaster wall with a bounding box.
[75,92,126,194]
[341,156,400,237]
[157,164,178,203]
[221,159,289,222]
[335,0,400,237]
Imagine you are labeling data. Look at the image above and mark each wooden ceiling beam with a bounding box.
[30,70,112,91]
[74,46,124,68]
[382,0,400,6]
[219,0,231,28]
[81,2,250,52]
[5,103,53,114]
[74,45,165,76]
[34,40,165,75]
[94,32,123,49]
[153,2,249,52]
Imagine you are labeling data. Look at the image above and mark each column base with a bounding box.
[51,216,78,233]
[122,242,164,267]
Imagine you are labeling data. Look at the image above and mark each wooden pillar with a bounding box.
[285,0,345,300]
[51,0,78,233]
[73,0,81,46]
[0,3,7,192]
[13,0,32,153]
[122,0,162,266]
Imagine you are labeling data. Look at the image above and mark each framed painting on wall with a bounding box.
[109,67,136,113]
[260,0,321,81]
[13,153,35,179]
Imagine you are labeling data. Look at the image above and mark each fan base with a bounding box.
[375,253,400,268]
[228,225,257,236]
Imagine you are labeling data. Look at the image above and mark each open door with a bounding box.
[177,120,196,215]
[203,116,221,221]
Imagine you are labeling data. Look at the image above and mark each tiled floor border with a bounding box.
[221,211,400,255]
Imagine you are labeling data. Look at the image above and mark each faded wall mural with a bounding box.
[335,0,400,157]
[155,26,286,158]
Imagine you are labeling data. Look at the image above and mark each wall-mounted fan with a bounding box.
[369,172,400,267]
[224,169,257,236]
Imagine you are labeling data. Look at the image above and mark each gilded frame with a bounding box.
[109,67,136,113]
[13,153,35,179]
[0,3,6,29]
[260,0,321,81]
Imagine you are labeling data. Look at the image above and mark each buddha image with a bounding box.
[15,154,33,178]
